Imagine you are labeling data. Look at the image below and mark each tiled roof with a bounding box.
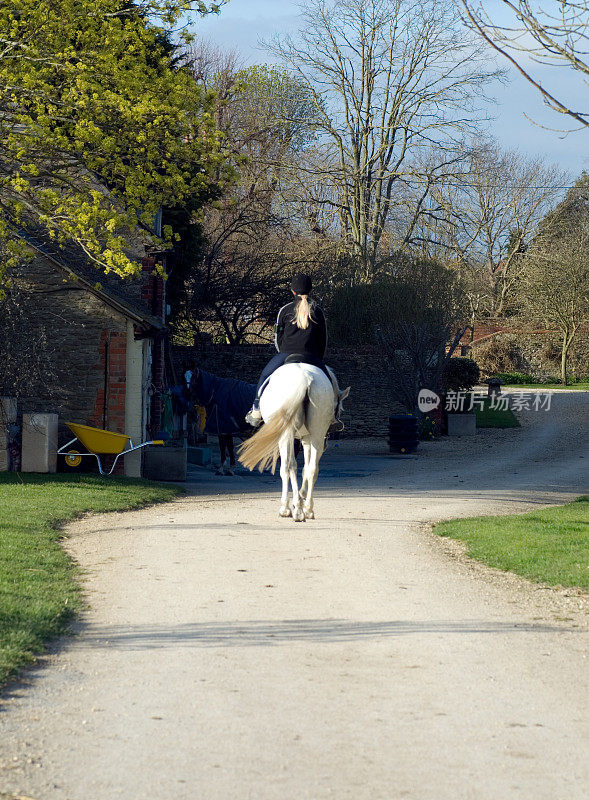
[17,226,164,330]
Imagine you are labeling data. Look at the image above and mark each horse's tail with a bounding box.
[238,371,311,474]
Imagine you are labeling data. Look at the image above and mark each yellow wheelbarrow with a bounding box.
[58,422,164,476]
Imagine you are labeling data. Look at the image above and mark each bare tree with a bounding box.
[268,0,502,282]
[374,257,469,411]
[520,174,589,383]
[429,140,567,318]
[172,51,326,343]
[458,0,589,128]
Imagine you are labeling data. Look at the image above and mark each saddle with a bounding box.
[284,355,348,431]
[284,353,332,382]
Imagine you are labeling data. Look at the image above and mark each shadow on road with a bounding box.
[75,618,576,649]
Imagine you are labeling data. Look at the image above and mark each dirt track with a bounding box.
[0,390,588,800]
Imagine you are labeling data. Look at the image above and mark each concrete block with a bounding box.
[447,412,476,436]
[187,446,212,466]
[143,442,187,482]
[21,413,59,472]
[0,449,9,471]
[124,320,146,479]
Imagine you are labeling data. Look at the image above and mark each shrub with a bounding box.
[472,334,525,378]
[326,255,466,347]
[443,357,481,391]
[418,413,440,440]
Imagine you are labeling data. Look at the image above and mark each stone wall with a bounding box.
[463,318,589,379]
[173,344,393,438]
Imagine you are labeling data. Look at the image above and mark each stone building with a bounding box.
[0,228,167,477]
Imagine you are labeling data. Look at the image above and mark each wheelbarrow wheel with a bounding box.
[64,449,82,468]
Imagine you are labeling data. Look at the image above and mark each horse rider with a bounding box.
[245,272,343,428]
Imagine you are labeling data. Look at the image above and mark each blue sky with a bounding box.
[194,0,587,182]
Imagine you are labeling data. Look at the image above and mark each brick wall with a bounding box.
[470,319,513,344]
[174,320,589,440]
[88,330,128,435]
[2,255,134,451]
[140,256,165,319]
[174,343,393,438]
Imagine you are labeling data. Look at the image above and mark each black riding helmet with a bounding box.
[290,272,312,294]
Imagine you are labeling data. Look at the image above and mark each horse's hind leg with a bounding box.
[279,434,304,521]
[278,435,293,518]
[301,435,324,520]
[299,436,311,503]
[225,435,235,475]
[228,437,236,466]
[216,435,226,475]
[217,434,233,475]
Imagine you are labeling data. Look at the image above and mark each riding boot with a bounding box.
[325,369,350,433]
[330,387,345,430]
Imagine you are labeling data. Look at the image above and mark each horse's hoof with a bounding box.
[279,506,292,518]
[304,510,315,520]
[293,509,306,522]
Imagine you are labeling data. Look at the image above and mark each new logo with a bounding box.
[418,389,440,412]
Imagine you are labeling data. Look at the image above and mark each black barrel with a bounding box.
[388,414,419,454]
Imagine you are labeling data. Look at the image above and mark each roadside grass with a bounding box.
[474,398,520,428]
[434,496,589,590]
[505,383,589,391]
[0,473,181,688]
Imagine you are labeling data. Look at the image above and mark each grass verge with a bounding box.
[506,383,589,391]
[434,496,589,590]
[0,472,181,688]
[474,397,520,428]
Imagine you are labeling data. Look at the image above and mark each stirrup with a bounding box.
[328,419,344,434]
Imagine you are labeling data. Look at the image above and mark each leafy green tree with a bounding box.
[0,0,225,289]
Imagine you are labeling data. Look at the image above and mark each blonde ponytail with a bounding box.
[294,294,316,329]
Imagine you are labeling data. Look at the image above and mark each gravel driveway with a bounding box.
[0,390,587,800]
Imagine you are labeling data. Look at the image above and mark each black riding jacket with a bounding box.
[274,300,327,359]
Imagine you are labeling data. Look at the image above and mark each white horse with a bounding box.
[238,363,350,521]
